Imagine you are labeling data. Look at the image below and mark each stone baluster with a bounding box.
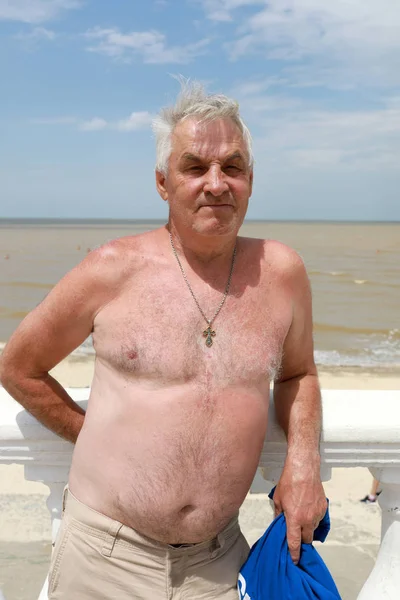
[29,475,67,600]
[0,388,87,600]
[357,467,400,599]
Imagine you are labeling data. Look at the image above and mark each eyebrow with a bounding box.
[180,151,246,163]
[180,153,202,163]
[225,151,246,162]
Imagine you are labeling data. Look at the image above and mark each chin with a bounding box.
[193,216,239,237]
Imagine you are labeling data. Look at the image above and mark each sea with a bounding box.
[0,219,399,373]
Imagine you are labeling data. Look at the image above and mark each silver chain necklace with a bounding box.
[169,232,237,347]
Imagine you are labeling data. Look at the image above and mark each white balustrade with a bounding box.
[1,387,399,599]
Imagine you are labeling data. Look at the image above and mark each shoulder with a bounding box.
[46,229,163,315]
[240,236,307,280]
[77,229,161,282]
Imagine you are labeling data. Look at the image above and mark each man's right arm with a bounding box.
[0,245,122,444]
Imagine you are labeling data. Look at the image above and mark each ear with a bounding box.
[155,170,168,201]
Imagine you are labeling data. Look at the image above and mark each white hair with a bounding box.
[152,80,254,175]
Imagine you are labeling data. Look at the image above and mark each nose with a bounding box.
[203,165,229,197]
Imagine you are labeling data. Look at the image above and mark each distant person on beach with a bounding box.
[0,82,327,600]
[360,476,381,503]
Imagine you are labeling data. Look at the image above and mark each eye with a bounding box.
[224,165,241,174]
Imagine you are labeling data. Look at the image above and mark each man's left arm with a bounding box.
[273,252,327,565]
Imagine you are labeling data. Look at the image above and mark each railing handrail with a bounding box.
[1,387,400,472]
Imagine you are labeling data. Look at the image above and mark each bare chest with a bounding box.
[93,268,291,387]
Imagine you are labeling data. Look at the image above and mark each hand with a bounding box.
[273,456,327,565]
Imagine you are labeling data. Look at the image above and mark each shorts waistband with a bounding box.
[62,486,240,556]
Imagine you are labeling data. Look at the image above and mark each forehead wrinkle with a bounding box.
[171,118,247,164]
[180,150,245,165]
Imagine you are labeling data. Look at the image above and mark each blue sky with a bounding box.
[1,0,399,221]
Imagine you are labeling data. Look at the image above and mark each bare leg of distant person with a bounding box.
[360,477,381,503]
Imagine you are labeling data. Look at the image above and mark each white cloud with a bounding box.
[210,1,400,89]
[230,77,289,97]
[200,0,264,22]
[32,112,153,132]
[231,80,302,112]
[116,112,153,131]
[232,1,400,58]
[231,82,400,171]
[252,104,400,171]
[79,118,108,132]
[0,0,81,23]
[14,26,56,44]
[85,26,209,64]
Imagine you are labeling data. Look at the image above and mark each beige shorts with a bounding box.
[48,487,250,599]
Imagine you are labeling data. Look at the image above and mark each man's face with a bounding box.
[156,117,253,237]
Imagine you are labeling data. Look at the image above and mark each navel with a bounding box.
[179,504,195,517]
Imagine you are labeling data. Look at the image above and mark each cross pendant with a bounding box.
[203,325,216,347]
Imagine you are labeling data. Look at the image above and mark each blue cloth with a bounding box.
[238,488,341,599]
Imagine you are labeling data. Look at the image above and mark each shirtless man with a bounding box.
[0,82,327,599]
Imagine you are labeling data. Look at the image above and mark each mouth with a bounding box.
[199,204,233,209]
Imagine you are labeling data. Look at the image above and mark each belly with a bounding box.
[69,383,269,543]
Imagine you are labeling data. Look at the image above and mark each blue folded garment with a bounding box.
[238,488,341,599]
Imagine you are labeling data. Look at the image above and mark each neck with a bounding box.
[167,222,238,266]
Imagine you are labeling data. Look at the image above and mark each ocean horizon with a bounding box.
[1,217,399,225]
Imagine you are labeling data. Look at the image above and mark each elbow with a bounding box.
[0,357,14,391]
[275,368,319,386]
[0,355,24,391]
[0,356,6,387]
[0,352,47,390]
